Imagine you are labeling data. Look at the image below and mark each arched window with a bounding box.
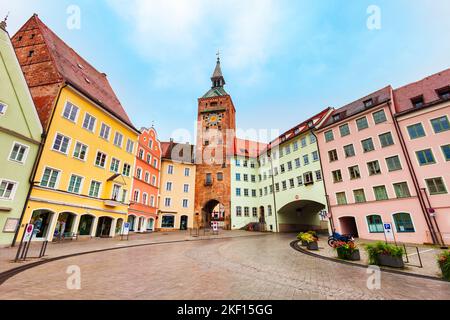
[393,213,415,233]
[366,215,383,233]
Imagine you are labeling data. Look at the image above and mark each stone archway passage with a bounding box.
[96,217,113,238]
[78,215,94,236]
[277,200,326,233]
[202,199,222,228]
[339,217,359,238]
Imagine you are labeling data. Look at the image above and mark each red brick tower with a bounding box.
[194,56,236,229]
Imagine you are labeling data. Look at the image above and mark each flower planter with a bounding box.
[307,242,319,251]
[337,248,361,261]
[378,254,404,268]
[301,240,308,247]
[439,262,450,281]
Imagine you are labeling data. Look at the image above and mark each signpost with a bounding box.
[121,222,130,241]
[14,224,34,262]
[383,222,397,246]
[212,221,219,235]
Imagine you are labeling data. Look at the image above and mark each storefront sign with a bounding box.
[3,218,19,233]
[23,224,34,242]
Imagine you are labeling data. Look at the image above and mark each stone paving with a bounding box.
[0,233,449,300]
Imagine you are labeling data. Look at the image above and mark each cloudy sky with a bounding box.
[2,0,450,142]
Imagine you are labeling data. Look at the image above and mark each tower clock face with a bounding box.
[205,113,223,126]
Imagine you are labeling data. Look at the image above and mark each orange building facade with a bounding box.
[128,127,161,232]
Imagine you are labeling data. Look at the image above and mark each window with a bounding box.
[150,195,155,207]
[217,172,224,181]
[62,102,79,122]
[142,193,148,205]
[138,149,144,159]
[95,151,107,168]
[280,164,285,173]
[349,166,361,180]
[153,159,158,168]
[304,172,314,185]
[282,181,287,190]
[236,188,241,197]
[287,162,293,171]
[52,133,70,154]
[73,142,88,161]
[442,145,450,161]
[244,207,250,217]
[89,181,101,198]
[407,123,425,139]
[367,160,381,176]
[126,139,134,153]
[437,86,450,100]
[112,185,121,201]
[168,165,174,175]
[252,208,258,217]
[146,154,151,164]
[356,117,369,131]
[295,158,301,168]
[244,189,249,197]
[312,151,319,162]
[206,173,212,185]
[122,163,131,177]
[364,99,373,108]
[431,116,449,133]
[285,145,291,155]
[303,155,310,165]
[236,173,241,181]
[301,137,307,148]
[297,176,303,187]
[243,174,249,182]
[268,205,273,216]
[164,198,172,207]
[289,179,295,189]
[0,180,16,200]
[182,199,189,208]
[252,189,257,197]
[40,168,60,188]
[328,149,338,162]
[161,215,175,228]
[0,102,8,115]
[152,175,157,186]
[339,124,351,137]
[113,132,123,148]
[374,186,388,201]
[148,140,154,149]
[184,168,190,177]
[361,138,375,153]
[393,182,411,198]
[336,192,347,205]
[68,175,83,194]
[373,110,387,124]
[315,171,323,181]
[82,113,96,132]
[166,182,173,191]
[393,213,415,233]
[411,96,424,108]
[367,215,384,233]
[343,144,355,158]
[293,141,299,152]
[9,143,29,163]
[379,132,394,147]
[332,170,343,183]
[324,130,334,142]
[236,207,242,217]
[353,189,366,203]
[310,134,317,144]
[136,168,142,180]
[251,174,256,182]
[426,178,447,195]
[121,190,128,203]
[183,184,190,193]
[416,149,436,166]
[386,156,402,172]
[100,123,111,140]
[235,159,241,167]
[110,158,120,173]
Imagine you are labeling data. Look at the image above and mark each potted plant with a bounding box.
[437,251,450,281]
[301,233,319,251]
[365,242,404,268]
[333,241,361,261]
[297,232,308,246]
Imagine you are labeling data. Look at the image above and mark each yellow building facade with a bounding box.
[16,86,139,242]
[158,142,196,231]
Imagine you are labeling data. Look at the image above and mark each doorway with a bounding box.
[96,217,113,238]
[180,215,188,230]
[339,216,359,238]
[30,210,54,239]
[78,215,94,236]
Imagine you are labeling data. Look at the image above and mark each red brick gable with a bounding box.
[12,14,136,132]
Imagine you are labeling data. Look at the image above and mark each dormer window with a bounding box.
[436,86,450,100]
[411,95,424,108]
[364,99,374,108]
[17,36,23,41]
[333,114,341,122]
[30,34,35,39]
[77,63,85,69]
[85,77,91,84]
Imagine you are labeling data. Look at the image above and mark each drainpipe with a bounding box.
[309,126,335,234]
[12,84,67,247]
[421,188,447,248]
[387,101,439,245]
[268,146,279,233]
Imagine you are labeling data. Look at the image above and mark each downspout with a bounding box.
[387,100,439,245]
[12,84,67,246]
[268,145,279,233]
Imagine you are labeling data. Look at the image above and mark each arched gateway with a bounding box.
[277,200,326,233]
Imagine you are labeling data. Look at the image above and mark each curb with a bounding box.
[290,240,448,283]
[0,233,270,286]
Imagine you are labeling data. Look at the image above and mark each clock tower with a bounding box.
[194,56,236,229]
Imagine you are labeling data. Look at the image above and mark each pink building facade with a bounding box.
[316,87,433,244]
[394,69,450,245]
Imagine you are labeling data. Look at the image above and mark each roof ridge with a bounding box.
[394,67,450,91]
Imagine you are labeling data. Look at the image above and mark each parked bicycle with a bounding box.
[328,232,355,247]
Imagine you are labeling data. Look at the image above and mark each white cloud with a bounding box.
[107,0,284,87]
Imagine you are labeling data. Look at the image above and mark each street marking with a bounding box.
[408,249,434,257]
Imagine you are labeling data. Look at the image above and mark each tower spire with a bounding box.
[211,51,225,89]
[0,12,9,31]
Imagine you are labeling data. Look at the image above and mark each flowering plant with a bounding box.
[365,242,404,265]
[333,241,359,260]
[437,251,450,281]
[297,232,317,244]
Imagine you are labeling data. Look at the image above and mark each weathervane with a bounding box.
[216,49,220,62]
[0,11,9,30]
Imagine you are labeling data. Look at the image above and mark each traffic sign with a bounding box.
[23,224,34,242]
[122,222,130,236]
[383,223,394,241]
